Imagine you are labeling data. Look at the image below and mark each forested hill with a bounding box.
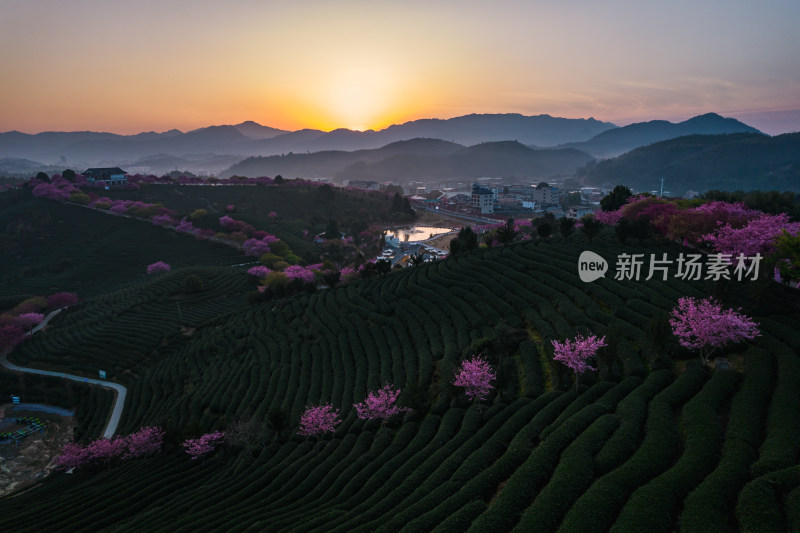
[561,112,761,158]
[577,132,800,195]
[223,139,594,181]
[2,229,799,531]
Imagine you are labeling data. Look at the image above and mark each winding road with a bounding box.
[0,308,127,439]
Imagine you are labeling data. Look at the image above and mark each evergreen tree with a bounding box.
[536,222,552,241]
[559,217,575,239]
[391,193,404,213]
[450,227,478,256]
[324,219,340,240]
[496,218,517,246]
[580,214,602,242]
[600,185,632,212]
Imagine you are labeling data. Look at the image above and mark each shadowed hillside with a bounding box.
[2,228,798,531]
[577,132,800,195]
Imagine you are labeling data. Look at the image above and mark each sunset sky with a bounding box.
[2,0,799,135]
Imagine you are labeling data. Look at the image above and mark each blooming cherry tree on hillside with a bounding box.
[182,431,226,460]
[454,355,496,402]
[15,312,45,331]
[551,334,606,391]
[353,383,409,426]
[151,214,175,227]
[702,213,800,258]
[124,426,165,459]
[297,404,341,438]
[86,437,128,466]
[54,442,92,471]
[46,292,79,308]
[146,261,171,274]
[247,266,271,277]
[54,426,166,471]
[670,297,760,365]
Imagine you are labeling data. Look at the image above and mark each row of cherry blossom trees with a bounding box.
[296,357,498,441]
[593,195,800,279]
[55,426,165,470]
[55,427,231,469]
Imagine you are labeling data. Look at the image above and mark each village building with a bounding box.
[84,167,127,185]
[471,183,495,214]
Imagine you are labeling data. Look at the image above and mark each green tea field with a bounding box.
[1,224,798,532]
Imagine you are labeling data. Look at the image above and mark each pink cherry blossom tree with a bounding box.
[54,441,92,471]
[151,214,175,227]
[182,431,226,460]
[453,355,496,402]
[15,312,45,331]
[243,238,272,257]
[123,426,165,459]
[297,404,341,439]
[551,334,606,391]
[146,261,171,274]
[353,383,410,428]
[247,266,271,277]
[46,292,79,309]
[669,296,760,365]
[86,437,128,467]
[284,265,318,284]
[702,212,800,258]
[175,218,196,234]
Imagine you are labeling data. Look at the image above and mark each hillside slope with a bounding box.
[562,113,762,158]
[577,132,800,195]
[1,234,798,531]
[225,140,593,181]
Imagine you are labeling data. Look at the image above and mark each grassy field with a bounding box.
[1,225,798,531]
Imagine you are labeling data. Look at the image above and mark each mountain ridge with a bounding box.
[577,132,800,194]
[0,112,765,177]
[560,112,762,158]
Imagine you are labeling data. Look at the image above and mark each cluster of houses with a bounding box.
[377,234,449,267]
[84,167,128,185]
[402,180,612,221]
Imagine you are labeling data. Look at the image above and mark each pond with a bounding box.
[384,226,455,243]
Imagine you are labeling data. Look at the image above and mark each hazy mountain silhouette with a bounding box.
[223,139,593,182]
[232,121,287,139]
[0,113,769,178]
[577,132,800,194]
[561,113,762,158]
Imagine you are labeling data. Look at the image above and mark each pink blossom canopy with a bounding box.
[669,297,760,362]
[454,355,496,401]
[297,404,341,437]
[353,383,410,422]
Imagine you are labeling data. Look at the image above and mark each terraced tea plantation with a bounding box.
[0,194,250,301]
[1,234,799,532]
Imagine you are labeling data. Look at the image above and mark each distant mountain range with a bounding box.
[0,112,766,182]
[559,113,761,158]
[222,139,594,182]
[577,132,800,194]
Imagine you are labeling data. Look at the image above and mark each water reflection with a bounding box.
[384,225,454,242]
